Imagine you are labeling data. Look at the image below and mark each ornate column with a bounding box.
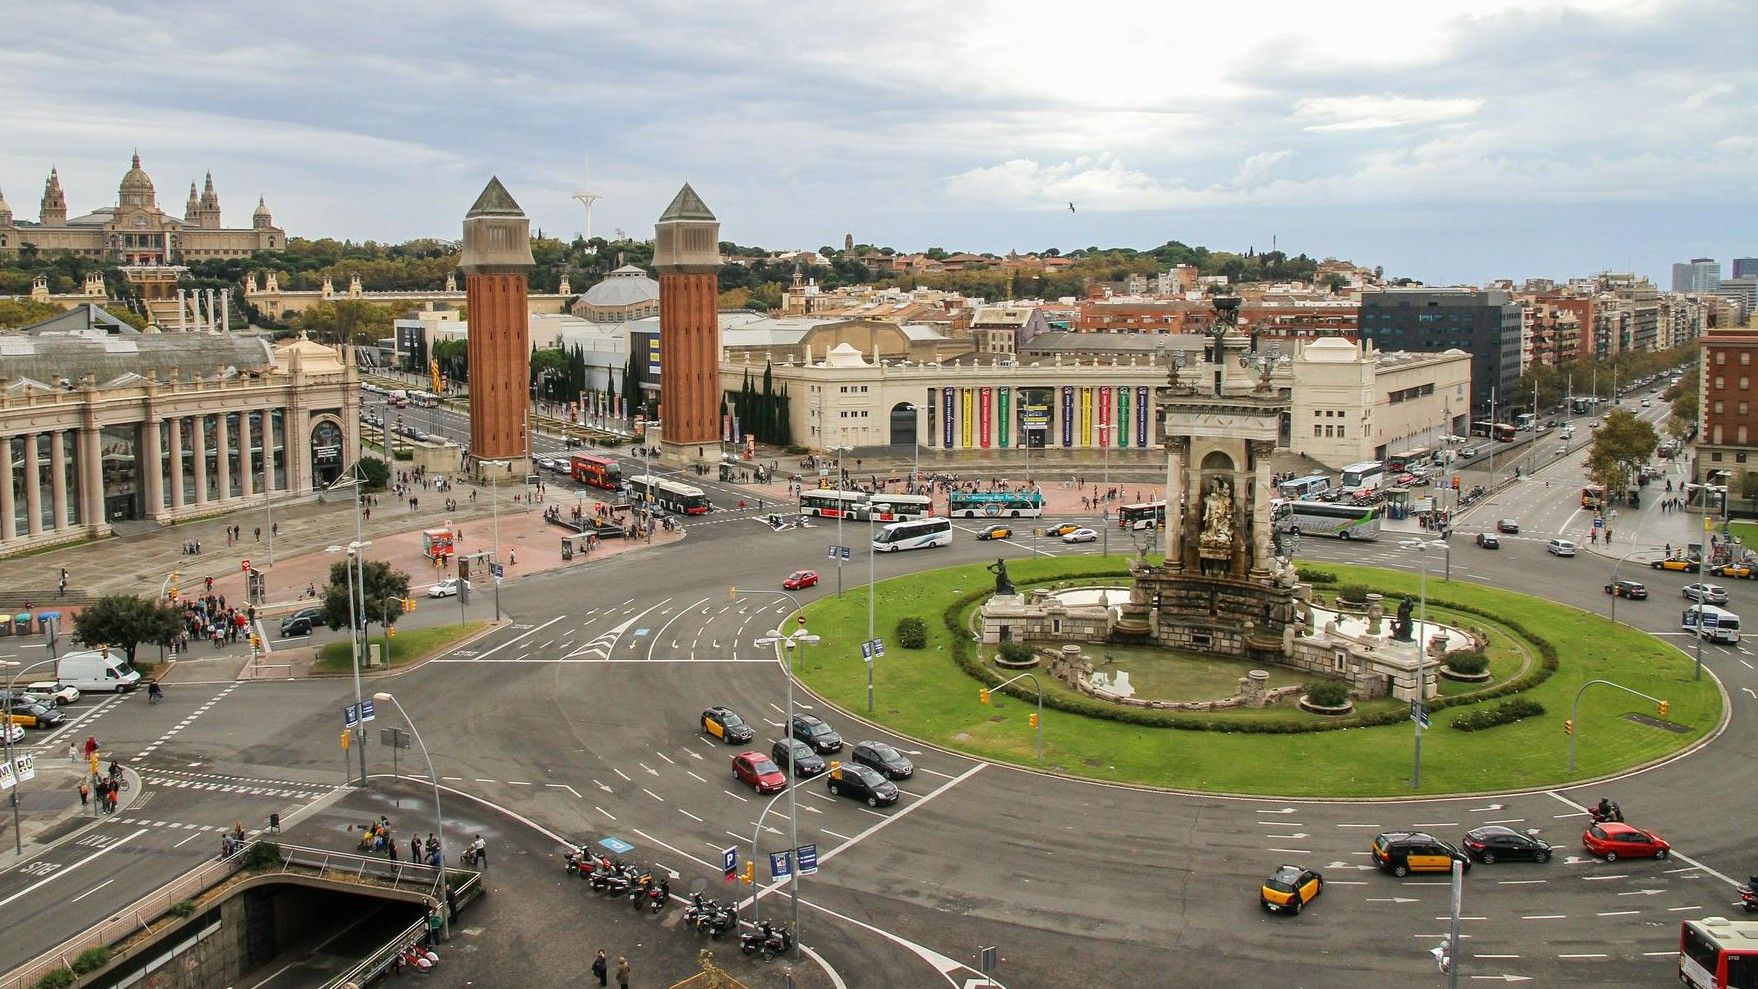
[215,411,232,501]
[1164,436,1187,569]
[0,437,13,541]
[142,418,163,519]
[260,408,276,493]
[49,430,67,531]
[1249,439,1275,578]
[23,433,41,536]
[192,416,209,506]
[79,426,103,533]
[168,417,185,510]
[238,412,254,499]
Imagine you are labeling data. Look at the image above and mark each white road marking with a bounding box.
[1266,848,1310,855]
[643,788,664,802]
[1557,953,1607,959]
[1497,880,1547,885]
[1596,910,1639,916]
[596,807,616,820]
[0,828,149,909]
[68,879,114,903]
[468,615,565,660]
[1522,914,1566,920]
[678,809,703,823]
[1582,874,1627,881]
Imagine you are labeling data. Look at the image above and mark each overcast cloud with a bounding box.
[0,0,1752,284]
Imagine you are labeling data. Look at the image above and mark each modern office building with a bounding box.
[1357,288,1520,415]
[1673,258,1722,294]
[1733,259,1758,281]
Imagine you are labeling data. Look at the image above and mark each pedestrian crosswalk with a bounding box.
[141,768,331,801]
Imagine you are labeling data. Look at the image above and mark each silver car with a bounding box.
[1683,583,1729,605]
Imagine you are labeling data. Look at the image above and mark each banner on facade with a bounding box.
[979,387,992,448]
[732,416,741,443]
[1079,388,1093,447]
[961,388,973,448]
[998,388,1011,448]
[1136,386,1150,447]
[1098,387,1111,449]
[1118,386,1130,447]
[723,414,731,443]
[942,388,955,448]
[1061,387,1074,447]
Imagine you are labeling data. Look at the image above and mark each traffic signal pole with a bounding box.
[1567,678,1668,773]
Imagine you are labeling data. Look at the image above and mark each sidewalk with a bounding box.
[0,760,143,872]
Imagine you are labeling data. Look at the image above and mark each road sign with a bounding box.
[240,559,250,573]
[379,727,412,749]
[872,638,885,658]
[360,699,376,722]
[722,845,739,883]
[1593,516,1605,528]
[342,704,359,729]
[860,638,885,661]
[770,850,792,879]
[1410,701,1430,729]
[798,843,818,875]
[490,563,504,580]
[12,753,33,783]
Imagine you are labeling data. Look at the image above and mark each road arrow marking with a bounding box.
[1367,896,1419,904]
[1264,832,1309,839]
[1743,687,1757,700]
[640,763,660,777]
[594,780,614,793]
[1469,976,1531,983]
[1617,888,1666,896]
[1469,803,1506,812]
[1259,807,1297,814]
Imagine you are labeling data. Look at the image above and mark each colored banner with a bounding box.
[1136,386,1150,447]
[732,416,741,443]
[1099,387,1111,449]
[961,388,973,448]
[1118,386,1130,447]
[998,387,1011,448]
[942,388,955,448]
[1061,387,1074,447]
[722,413,731,443]
[1079,388,1093,447]
[979,387,992,448]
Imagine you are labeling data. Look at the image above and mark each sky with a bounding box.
[0,0,1753,286]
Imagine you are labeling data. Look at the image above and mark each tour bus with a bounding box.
[409,391,440,408]
[1339,461,1386,496]
[569,453,623,491]
[1277,475,1332,501]
[1470,421,1518,442]
[1682,604,1741,644]
[872,516,953,552]
[947,490,1045,518]
[1273,501,1383,540]
[627,475,711,515]
[1514,412,1536,431]
[799,489,867,519]
[867,493,934,522]
[1581,485,1606,509]
[1117,500,1167,529]
[1680,917,1758,988]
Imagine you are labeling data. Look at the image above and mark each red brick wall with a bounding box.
[464,272,530,460]
[658,271,720,445]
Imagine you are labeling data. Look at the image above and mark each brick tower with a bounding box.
[460,177,535,480]
[652,184,722,466]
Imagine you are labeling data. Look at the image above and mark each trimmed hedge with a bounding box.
[31,970,73,989]
[1297,567,1338,586]
[949,572,1558,735]
[896,616,927,649]
[997,641,1035,664]
[1336,583,1374,604]
[1445,649,1490,675]
[1304,679,1350,707]
[1451,697,1546,732]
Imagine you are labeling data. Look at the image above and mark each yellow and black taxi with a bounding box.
[700,706,755,745]
[1259,864,1324,914]
[3,698,66,729]
[1712,562,1758,580]
[1044,522,1083,538]
[1650,556,1701,573]
[1371,831,1472,878]
[976,524,1013,541]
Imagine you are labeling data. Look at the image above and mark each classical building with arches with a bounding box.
[0,305,358,555]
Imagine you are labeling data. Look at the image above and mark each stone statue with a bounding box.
[988,557,1015,597]
[1392,596,1416,642]
[1200,478,1234,547]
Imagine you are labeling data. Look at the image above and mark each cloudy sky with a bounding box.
[1,0,1752,285]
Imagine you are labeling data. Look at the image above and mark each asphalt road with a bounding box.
[1,385,1746,987]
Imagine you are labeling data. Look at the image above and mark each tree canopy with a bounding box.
[321,558,413,634]
[1585,408,1659,495]
[71,594,184,665]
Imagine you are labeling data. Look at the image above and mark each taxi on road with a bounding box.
[1371,831,1471,878]
[1259,865,1323,914]
[700,706,756,745]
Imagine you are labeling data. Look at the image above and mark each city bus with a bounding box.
[627,475,711,515]
[1581,484,1605,509]
[1680,916,1758,988]
[1385,449,1431,473]
[1492,423,1517,442]
[1277,475,1331,501]
[868,493,934,522]
[1514,412,1536,431]
[1339,461,1386,495]
[1117,501,1167,529]
[409,391,440,408]
[570,453,624,491]
[1273,501,1382,540]
[947,490,1045,518]
[799,489,867,519]
[872,516,953,552]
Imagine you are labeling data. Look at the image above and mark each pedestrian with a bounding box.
[616,956,629,989]
[411,836,421,862]
[592,950,609,987]
[83,735,98,759]
[254,526,261,541]
[68,740,78,764]
[77,780,89,807]
[470,833,487,868]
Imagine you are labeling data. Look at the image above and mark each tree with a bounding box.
[355,454,390,491]
[0,299,62,330]
[433,339,468,384]
[321,559,413,634]
[1586,408,1659,495]
[291,300,396,347]
[71,595,183,666]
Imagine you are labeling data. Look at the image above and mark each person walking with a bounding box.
[616,956,629,989]
[68,740,78,764]
[592,950,608,987]
[77,780,89,808]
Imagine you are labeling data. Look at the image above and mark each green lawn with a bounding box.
[1728,521,1758,549]
[796,556,1721,796]
[316,622,487,673]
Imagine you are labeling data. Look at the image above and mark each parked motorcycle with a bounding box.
[1738,878,1758,913]
[739,920,793,959]
[703,903,738,938]
[642,877,670,914]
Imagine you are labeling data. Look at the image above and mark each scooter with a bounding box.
[1738,879,1758,913]
[739,920,792,959]
[642,877,670,914]
[396,944,434,973]
[407,943,439,965]
[588,859,627,893]
[703,903,738,938]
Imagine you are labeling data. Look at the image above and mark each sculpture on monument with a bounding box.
[1391,596,1416,642]
[988,557,1015,597]
[1198,477,1235,574]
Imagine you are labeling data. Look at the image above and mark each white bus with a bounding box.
[867,493,934,522]
[1277,475,1331,501]
[799,489,867,519]
[1338,461,1385,495]
[872,517,953,552]
[1682,604,1741,644]
[628,475,711,515]
[1273,501,1383,541]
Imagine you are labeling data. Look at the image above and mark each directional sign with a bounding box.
[1593,517,1605,528]
[342,704,360,729]
[12,753,33,783]
[490,563,505,580]
[360,699,376,722]
[770,850,792,879]
[722,845,739,883]
[797,843,818,875]
[861,640,875,661]
[871,638,885,658]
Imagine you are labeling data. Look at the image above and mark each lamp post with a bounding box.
[3,657,58,854]
[481,459,507,621]
[373,691,449,939]
[741,592,815,953]
[1400,537,1450,790]
[325,540,372,785]
[831,443,854,597]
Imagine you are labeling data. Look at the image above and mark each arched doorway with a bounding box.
[888,403,917,447]
[310,419,344,487]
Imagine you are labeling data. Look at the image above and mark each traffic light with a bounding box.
[1028,712,1039,729]
[402,596,416,614]
[340,731,352,751]
[979,688,990,705]
[387,626,397,639]
[1658,700,1670,718]
[1564,719,1574,735]
[249,634,261,650]
[742,862,755,885]
[168,587,179,602]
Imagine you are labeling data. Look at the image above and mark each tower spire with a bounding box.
[571,153,604,242]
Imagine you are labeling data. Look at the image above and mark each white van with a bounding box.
[57,650,143,694]
[1682,604,1741,644]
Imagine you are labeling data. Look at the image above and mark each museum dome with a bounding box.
[581,265,659,307]
[118,152,156,208]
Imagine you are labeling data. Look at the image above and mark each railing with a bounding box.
[0,842,478,989]
[320,870,484,989]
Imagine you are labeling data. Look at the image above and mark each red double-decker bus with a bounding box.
[570,454,624,491]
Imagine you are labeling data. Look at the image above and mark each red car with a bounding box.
[782,570,819,590]
[1582,821,1670,861]
[732,752,787,794]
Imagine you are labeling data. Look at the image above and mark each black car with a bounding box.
[1604,580,1648,600]
[851,741,914,780]
[789,714,844,754]
[826,763,899,807]
[1475,533,1500,549]
[8,700,65,729]
[770,738,826,777]
[279,606,325,637]
[1461,825,1553,864]
[701,706,755,745]
[1497,518,1520,534]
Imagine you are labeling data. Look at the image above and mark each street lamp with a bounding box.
[1400,537,1450,790]
[325,540,372,785]
[3,657,59,853]
[373,691,449,939]
[830,444,854,597]
[746,598,817,953]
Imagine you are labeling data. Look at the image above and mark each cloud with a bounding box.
[1294,96,1486,132]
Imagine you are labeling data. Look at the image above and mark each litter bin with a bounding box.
[12,613,32,636]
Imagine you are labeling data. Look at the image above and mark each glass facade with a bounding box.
[35,434,54,531]
[159,420,172,508]
[247,411,264,492]
[271,409,286,490]
[225,413,243,498]
[202,414,220,502]
[179,417,196,504]
[100,424,139,522]
[9,437,24,534]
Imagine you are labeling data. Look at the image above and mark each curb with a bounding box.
[0,764,146,873]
